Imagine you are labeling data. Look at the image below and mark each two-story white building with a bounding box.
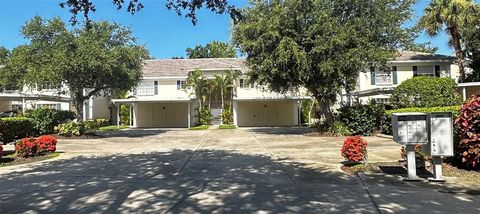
[0,84,71,113]
[110,58,309,128]
[343,51,459,104]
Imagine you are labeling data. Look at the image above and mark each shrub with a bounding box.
[337,104,386,136]
[0,144,3,159]
[0,119,4,143]
[222,108,233,125]
[199,107,211,125]
[454,95,480,170]
[24,109,75,135]
[57,121,86,136]
[341,136,368,163]
[327,121,351,136]
[391,76,461,109]
[15,137,38,158]
[15,135,57,158]
[0,117,35,143]
[400,144,427,160]
[219,124,236,129]
[36,135,57,154]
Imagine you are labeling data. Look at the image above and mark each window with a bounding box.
[35,104,60,110]
[239,79,254,88]
[177,80,187,90]
[373,98,390,104]
[375,70,392,85]
[414,66,435,76]
[136,81,155,96]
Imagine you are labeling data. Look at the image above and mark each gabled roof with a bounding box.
[142,58,248,77]
[392,51,456,62]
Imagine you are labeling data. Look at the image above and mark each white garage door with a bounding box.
[136,103,188,128]
[237,101,296,127]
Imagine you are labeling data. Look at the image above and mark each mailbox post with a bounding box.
[427,112,454,182]
[392,113,429,181]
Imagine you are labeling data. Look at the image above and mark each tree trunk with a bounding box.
[308,99,315,125]
[449,27,466,83]
[316,97,334,125]
[73,99,84,121]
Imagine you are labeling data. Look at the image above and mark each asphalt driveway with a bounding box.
[0,128,478,213]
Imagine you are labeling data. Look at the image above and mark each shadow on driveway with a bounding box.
[1,149,478,213]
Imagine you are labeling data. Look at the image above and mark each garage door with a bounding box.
[237,101,295,127]
[136,103,188,128]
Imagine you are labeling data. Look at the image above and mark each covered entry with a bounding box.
[112,98,194,128]
[136,102,189,128]
[235,100,298,127]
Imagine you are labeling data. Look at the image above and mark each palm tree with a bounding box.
[187,69,208,112]
[205,79,217,110]
[227,70,242,110]
[214,70,242,112]
[419,0,478,82]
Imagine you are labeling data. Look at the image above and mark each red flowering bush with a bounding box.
[0,145,3,159]
[36,135,57,154]
[455,95,480,170]
[15,135,57,158]
[15,137,38,158]
[341,136,368,163]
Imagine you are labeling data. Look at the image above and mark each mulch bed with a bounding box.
[0,152,60,167]
[341,161,480,187]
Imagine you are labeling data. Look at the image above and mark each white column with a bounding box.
[233,100,238,126]
[133,103,137,128]
[129,104,132,127]
[22,98,26,114]
[462,87,467,101]
[293,101,299,126]
[187,102,191,128]
[88,96,93,119]
[116,104,120,126]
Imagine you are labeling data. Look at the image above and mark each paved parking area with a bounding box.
[0,128,479,213]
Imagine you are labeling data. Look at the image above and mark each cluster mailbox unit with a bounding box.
[392,112,454,181]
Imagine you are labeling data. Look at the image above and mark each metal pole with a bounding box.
[429,156,445,182]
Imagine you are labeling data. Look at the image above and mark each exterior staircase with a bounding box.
[210,101,222,125]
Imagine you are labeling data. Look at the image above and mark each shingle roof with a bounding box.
[142,51,455,77]
[393,51,456,62]
[142,58,248,77]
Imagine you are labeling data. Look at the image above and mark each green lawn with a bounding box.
[189,125,210,130]
[219,124,237,129]
[98,125,129,132]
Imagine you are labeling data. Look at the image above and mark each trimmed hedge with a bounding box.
[1,117,35,143]
[391,76,462,109]
[386,106,460,115]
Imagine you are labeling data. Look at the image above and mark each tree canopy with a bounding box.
[59,0,239,25]
[0,47,9,65]
[232,0,423,122]
[419,0,479,83]
[465,13,480,82]
[1,16,149,119]
[186,41,237,58]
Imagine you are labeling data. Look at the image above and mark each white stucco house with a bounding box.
[110,58,310,128]
[0,84,71,113]
[342,51,461,104]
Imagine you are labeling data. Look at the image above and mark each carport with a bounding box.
[233,97,311,127]
[112,98,194,128]
[0,92,71,112]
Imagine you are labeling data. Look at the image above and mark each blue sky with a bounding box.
[0,0,474,59]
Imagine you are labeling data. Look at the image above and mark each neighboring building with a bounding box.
[111,58,309,128]
[343,51,458,104]
[0,85,71,113]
